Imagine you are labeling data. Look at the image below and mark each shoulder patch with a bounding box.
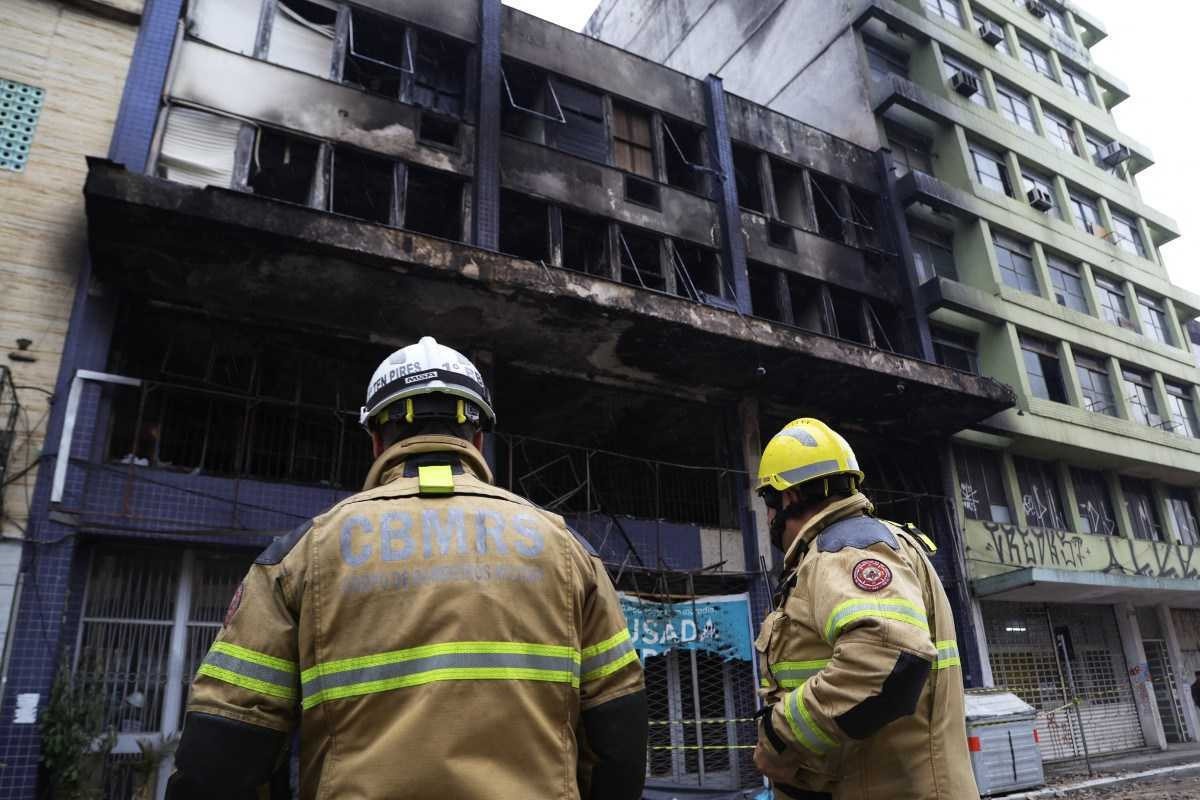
[817,517,899,554]
[568,525,599,557]
[255,520,313,565]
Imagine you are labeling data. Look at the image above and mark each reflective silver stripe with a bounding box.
[784,687,835,754]
[301,651,579,700]
[772,662,828,688]
[581,637,635,678]
[779,460,841,486]
[935,641,961,669]
[780,428,819,446]
[823,599,928,642]
[204,649,296,688]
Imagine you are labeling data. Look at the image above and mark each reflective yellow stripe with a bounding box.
[302,666,579,709]
[210,641,297,673]
[581,628,637,682]
[823,598,928,642]
[934,640,960,670]
[780,685,835,754]
[197,664,296,700]
[300,641,580,683]
[581,628,631,659]
[771,658,831,689]
[582,649,639,682]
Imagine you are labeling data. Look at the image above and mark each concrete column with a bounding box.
[1096,196,1119,244]
[1059,340,1086,409]
[1046,49,1067,85]
[1027,94,1048,139]
[1049,175,1073,226]
[1106,355,1133,421]
[471,0,502,249]
[1159,604,1200,742]
[1078,262,1102,318]
[736,396,771,571]
[703,75,752,314]
[1164,297,1188,351]
[971,598,995,687]
[1029,241,1055,304]
[1151,372,1174,438]
[1115,602,1168,751]
[1108,471,1135,540]
[1058,461,1084,534]
[1120,279,1143,335]
[1000,451,1028,529]
[1136,218,1160,266]
[1152,480,1181,544]
[470,348,497,475]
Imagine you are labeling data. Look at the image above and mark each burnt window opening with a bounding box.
[342,8,410,98]
[662,118,705,193]
[561,209,610,277]
[732,144,764,213]
[499,190,550,263]
[867,301,901,352]
[770,158,809,227]
[248,128,320,206]
[613,102,655,179]
[269,0,337,78]
[619,228,666,292]
[404,164,462,240]
[768,220,795,251]
[552,79,607,163]
[419,112,459,149]
[624,174,661,209]
[411,31,469,117]
[789,274,826,333]
[672,241,722,302]
[749,261,786,322]
[331,146,395,225]
[829,287,868,344]
[848,188,882,252]
[500,60,564,143]
[810,172,845,241]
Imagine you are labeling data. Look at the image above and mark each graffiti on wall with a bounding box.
[966,521,1200,581]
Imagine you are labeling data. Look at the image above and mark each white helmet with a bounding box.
[359,336,495,431]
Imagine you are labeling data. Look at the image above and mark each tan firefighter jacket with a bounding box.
[186,435,644,799]
[754,493,980,800]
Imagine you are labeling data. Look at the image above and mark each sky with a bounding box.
[502,0,1200,296]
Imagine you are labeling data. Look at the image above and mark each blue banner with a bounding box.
[619,592,755,662]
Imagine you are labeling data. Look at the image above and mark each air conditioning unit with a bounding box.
[1026,0,1048,18]
[951,71,980,97]
[978,20,1005,45]
[1099,141,1132,167]
[1027,187,1054,211]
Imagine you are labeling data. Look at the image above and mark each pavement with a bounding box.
[998,743,1200,798]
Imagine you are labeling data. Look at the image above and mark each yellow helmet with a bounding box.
[756,418,864,494]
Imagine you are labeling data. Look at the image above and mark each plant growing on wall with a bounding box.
[40,658,115,800]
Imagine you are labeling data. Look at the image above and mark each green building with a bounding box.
[588,0,1200,758]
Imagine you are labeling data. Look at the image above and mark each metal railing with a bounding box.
[0,366,19,518]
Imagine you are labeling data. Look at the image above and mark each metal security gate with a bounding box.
[644,649,760,791]
[983,602,1145,762]
[1144,640,1186,743]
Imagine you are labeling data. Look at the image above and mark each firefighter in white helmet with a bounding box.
[752,418,979,800]
[168,337,647,800]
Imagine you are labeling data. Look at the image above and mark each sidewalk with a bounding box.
[998,743,1200,798]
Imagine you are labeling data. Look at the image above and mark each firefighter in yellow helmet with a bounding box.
[167,337,647,800]
[751,418,979,800]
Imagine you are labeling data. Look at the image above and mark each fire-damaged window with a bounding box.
[770,158,809,228]
[404,164,463,240]
[561,208,610,277]
[156,106,245,189]
[410,31,469,116]
[331,145,395,225]
[662,117,706,193]
[499,190,550,263]
[248,127,322,206]
[748,261,787,322]
[342,7,410,98]
[268,0,338,78]
[828,288,867,344]
[551,79,607,163]
[105,307,380,489]
[731,143,764,213]
[500,59,563,143]
[619,227,666,292]
[789,274,827,333]
[847,188,881,252]
[613,102,654,178]
[671,241,722,302]
[809,172,846,241]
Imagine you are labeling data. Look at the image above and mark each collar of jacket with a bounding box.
[782,492,875,568]
[363,435,494,490]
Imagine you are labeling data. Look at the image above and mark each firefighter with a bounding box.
[751,418,979,800]
[166,337,647,800]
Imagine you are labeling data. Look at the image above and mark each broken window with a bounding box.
[625,174,660,209]
[847,188,881,252]
[671,241,722,302]
[342,7,410,98]
[331,146,395,224]
[613,102,654,178]
[770,158,808,227]
[267,0,337,78]
[662,117,705,192]
[867,301,900,351]
[932,325,979,373]
[419,112,459,148]
[731,143,764,212]
[499,190,550,262]
[248,127,321,205]
[829,287,868,344]
[748,261,786,322]
[551,79,607,163]
[156,106,244,189]
[809,172,845,241]
[411,31,469,117]
[768,220,795,251]
[619,227,666,292]
[188,0,260,56]
[561,209,610,277]
[500,59,564,143]
[404,164,462,240]
[788,274,827,333]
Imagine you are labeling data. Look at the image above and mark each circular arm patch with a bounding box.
[852,559,892,592]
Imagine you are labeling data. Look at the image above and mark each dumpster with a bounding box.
[965,689,1045,796]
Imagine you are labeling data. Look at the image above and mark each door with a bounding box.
[1144,639,1186,743]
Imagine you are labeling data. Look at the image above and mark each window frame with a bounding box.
[995,233,1039,294]
[996,82,1038,132]
[1062,64,1094,104]
[1020,334,1068,403]
[954,445,1013,523]
[932,325,979,373]
[1093,274,1133,329]
[1111,212,1147,259]
[1075,351,1117,415]
[1019,38,1056,81]
[1121,367,1161,427]
[1047,256,1089,314]
[1122,477,1165,542]
[970,143,1012,196]
[925,0,965,27]
[1071,467,1118,536]
[1014,456,1071,531]
[612,102,656,180]
[1165,383,1198,438]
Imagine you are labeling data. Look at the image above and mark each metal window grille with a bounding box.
[0,78,43,172]
[0,366,18,519]
[983,602,1145,762]
[1143,640,1186,743]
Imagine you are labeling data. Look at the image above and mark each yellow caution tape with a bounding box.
[649,718,757,726]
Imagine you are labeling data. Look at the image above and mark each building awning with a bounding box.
[83,159,1013,438]
[974,566,1200,607]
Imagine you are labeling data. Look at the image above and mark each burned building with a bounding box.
[0,0,1010,796]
